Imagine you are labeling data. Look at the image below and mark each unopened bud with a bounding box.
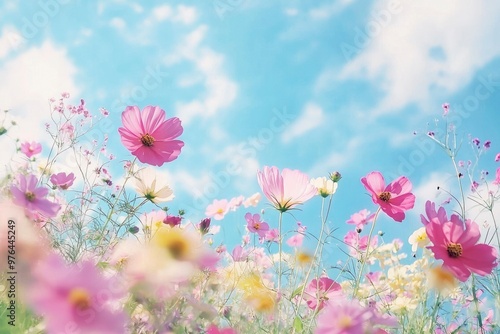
[329,171,342,183]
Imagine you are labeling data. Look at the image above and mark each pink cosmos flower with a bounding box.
[118,105,184,166]
[361,171,415,222]
[20,141,42,158]
[245,212,269,237]
[11,174,61,218]
[493,167,500,185]
[315,298,397,334]
[265,228,280,243]
[344,230,378,258]
[205,199,230,220]
[28,253,126,333]
[346,209,375,231]
[207,324,237,334]
[495,153,500,162]
[303,277,342,311]
[163,214,182,227]
[422,201,498,282]
[50,172,76,190]
[442,102,450,116]
[257,166,317,212]
[286,233,304,247]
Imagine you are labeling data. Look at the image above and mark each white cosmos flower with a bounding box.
[408,227,429,253]
[310,177,338,197]
[134,167,174,203]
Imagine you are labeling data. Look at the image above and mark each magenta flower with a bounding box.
[207,324,237,334]
[163,214,182,227]
[20,141,42,158]
[361,171,415,222]
[50,172,76,190]
[257,166,317,212]
[118,105,184,166]
[303,277,342,311]
[10,174,60,218]
[28,254,126,333]
[493,167,500,185]
[245,212,269,237]
[422,201,498,282]
[346,209,375,231]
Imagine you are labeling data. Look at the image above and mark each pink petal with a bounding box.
[361,171,386,196]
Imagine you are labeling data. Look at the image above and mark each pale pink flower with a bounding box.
[344,230,378,258]
[205,199,230,220]
[315,298,397,334]
[286,233,304,247]
[245,212,269,237]
[303,277,342,310]
[20,141,42,158]
[361,171,415,222]
[10,174,60,218]
[229,195,244,211]
[495,153,500,162]
[50,172,76,190]
[346,209,375,231]
[257,166,317,212]
[442,102,450,116]
[423,201,498,282]
[243,192,261,207]
[118,105,184,166]
[265,228,280,243]
[28,253,126,333]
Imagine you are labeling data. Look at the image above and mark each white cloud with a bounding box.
[174,5,198,25]
[0,41,79,171]
[337,1,500,116]
[0,26,24,59]
[152,5,173,21]
[167,26,238,124]
[109,17,126,30]
[281,102,325,143]
[309,0,354,20]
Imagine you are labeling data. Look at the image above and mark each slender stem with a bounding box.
[353,207,381,297]
[451,156,466,219]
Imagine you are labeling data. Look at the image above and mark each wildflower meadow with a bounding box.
[0,99,499,334]
[2,2,500,334]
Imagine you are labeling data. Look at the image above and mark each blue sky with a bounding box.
[1,0,500,258]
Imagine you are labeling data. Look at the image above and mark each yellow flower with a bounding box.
[237,273,276,313]
[152,227,196,261]
[428,266,457,292]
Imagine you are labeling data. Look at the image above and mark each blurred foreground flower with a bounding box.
[361,171,415,222]
[118,105,184,166]
[29,254,127,333]
[422,201,498,282]
[257,166,317,212]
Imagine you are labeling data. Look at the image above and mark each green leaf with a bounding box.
[293,316,303,332]
[290,284,304,299]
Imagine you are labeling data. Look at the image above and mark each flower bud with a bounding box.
[329,171,342,183]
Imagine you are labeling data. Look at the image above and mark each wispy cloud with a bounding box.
[337,0,500,115]
[281,102,325,143]
[166,26,238,124]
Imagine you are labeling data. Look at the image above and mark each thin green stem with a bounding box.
[353,207,381,297]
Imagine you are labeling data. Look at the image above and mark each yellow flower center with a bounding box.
[25,191,36,202]
[379,191,391,202]
[447,243,463,258]
[338,315,353,329]
[68,288,91,310]
[254,223,260,230]
[154,229,191,261]
[140,133,155,147]
[216,208,224,214]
